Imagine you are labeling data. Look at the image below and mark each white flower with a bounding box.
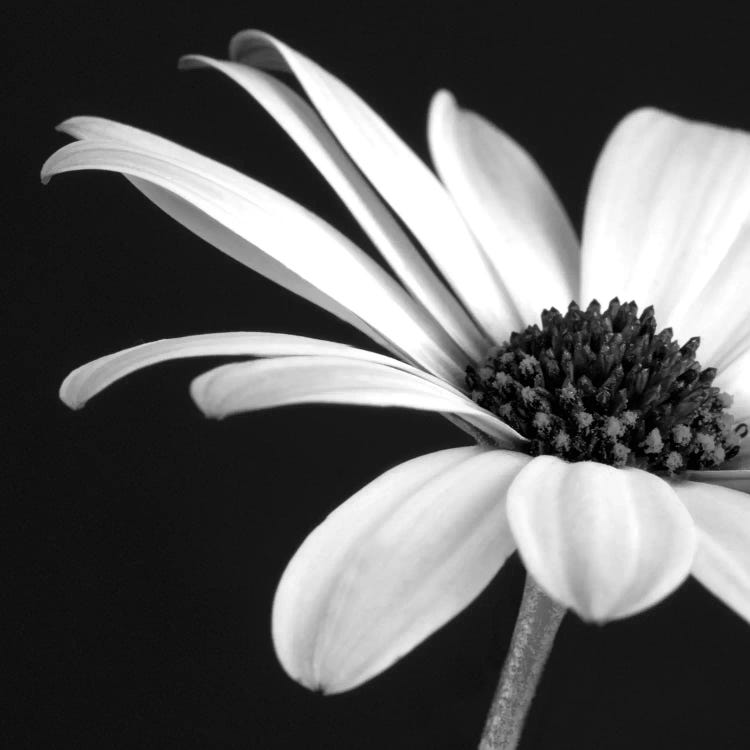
[43,30,750,695]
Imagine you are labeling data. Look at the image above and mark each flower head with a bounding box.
[44,30,750,695]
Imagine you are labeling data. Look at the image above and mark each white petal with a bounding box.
[272,446,529,693]
[506,456,696,621]
[428,90,579,323]
[47,120,393,354]
[42,126,465,382]
[667,220,750,368]
[59,331,468,410]
[180,56,487,362]
[190,355,525,447]
[230,30,519,341]
[53,118,385,345]
[676,479,750,622]
[582,108,750,337]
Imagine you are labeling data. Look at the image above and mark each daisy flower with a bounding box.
[43,29,750,707]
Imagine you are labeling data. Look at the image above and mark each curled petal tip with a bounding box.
[177,54,205,71]
[54,117,83,138]
[40,142,73,184]
[39,156,60,184]
[59,367,93,410]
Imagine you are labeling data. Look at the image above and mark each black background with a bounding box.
[7,1,750,748]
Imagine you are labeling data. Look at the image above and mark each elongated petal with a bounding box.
[180,56,487,362]
[428,90,579,323]
[273,446,529,693]
[190,355,524,446]
[506,456,696,621]
[42,124,465,382]
[230,30,520,341]
[47,121,394,354]
[60,331,469,410]
[676,480,750,622]
[582,108,750,343]
[54,118,386,345]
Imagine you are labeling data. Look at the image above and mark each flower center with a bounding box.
[466,299,746,473]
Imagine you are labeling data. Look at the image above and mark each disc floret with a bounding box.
[467,299,745,473]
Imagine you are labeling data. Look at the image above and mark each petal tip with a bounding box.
[40,152,65,184]
[428,89,457,124]
[177,54,207,71]
[609,106,683,143]
[59,389,86,410]
[284,666,344,695]
[41,136,77,183]
[228,29,289,73]
[59,365,97,410]
[54,117,81,137]
[188,374,221,418]
[228,28,268,57]
[430,88,456,108]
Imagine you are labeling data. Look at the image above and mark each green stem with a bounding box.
[478,576,566,750]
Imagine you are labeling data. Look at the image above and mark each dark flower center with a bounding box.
[466,299,746,473]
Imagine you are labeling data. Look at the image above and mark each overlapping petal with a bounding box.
[506,456,697,621]
[59,331,468,410]
[582,108,750,357]
[179,56,487,362]
[56,119,389,347]
[42,121,466,382]
[428,90,579,323]
[229,30,520,341]
[676,480,750,623]
[190,356,525,447]
[272,446,529,693]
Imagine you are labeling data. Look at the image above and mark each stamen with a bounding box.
[467,299,745,474]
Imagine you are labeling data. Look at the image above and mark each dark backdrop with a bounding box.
[7,2,750,748]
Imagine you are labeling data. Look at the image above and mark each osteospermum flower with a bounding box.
[43,31,750,699]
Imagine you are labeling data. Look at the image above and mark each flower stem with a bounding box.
[478,575,566,750]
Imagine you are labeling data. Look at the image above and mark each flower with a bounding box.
[43,30,750,696]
